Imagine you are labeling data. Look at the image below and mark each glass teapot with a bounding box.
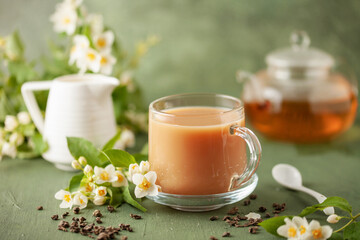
[238,31,358,143]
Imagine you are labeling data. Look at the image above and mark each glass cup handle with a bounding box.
[228,125,262,191]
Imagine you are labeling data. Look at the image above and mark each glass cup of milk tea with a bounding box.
[147,93,261,211]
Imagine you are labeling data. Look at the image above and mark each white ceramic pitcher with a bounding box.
[21,74,119,171]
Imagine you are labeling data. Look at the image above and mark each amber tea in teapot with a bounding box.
[238,31,358,143]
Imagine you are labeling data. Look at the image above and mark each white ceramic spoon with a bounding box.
[272,163,334,215]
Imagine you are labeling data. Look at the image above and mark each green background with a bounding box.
[1,1,360,239]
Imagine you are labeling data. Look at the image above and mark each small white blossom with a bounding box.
[86,14,103,36]
[133,171,159,198]
[94,164,118,184]
[120,71,135,92]
[9,132,24,146]
[94,186,107,197]
[112,170,128,187]
[50,1,78,35]
[327,214,340,224]
[2,142,17,158]
[245,212,261,220]
[83,48,101,73]
[139,161,150,175]
[55,189,73,209]
[116,129,135,150]
[4,115,19,132]
[99,52,116,75]
[93,196,106,205]
[17,112,31,125]
[73,192,88,209]
[128,163,140,181]
[80,182,95,193]
[306,220,332,240]
[93,31,114,53]
[277,217,302,240]
[69,35,89,67]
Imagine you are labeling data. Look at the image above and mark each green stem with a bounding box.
[334,213,360,233]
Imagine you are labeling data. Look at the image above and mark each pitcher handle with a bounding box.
[21,81,52,134]
[228,125,262,191]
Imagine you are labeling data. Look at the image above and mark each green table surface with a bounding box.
[1,121,360,240]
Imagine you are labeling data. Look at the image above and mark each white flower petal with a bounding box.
[321,225,333,239]
[93,196,106,205]
[55,189,67,200]
[132,173,144,185]
[144,171,157,184]
[94,166,102,176]
[134,186,147,198]
[139,161,150,174]
[147,185,159,196]
[105,164,116,174]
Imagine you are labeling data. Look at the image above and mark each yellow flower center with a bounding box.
[132,165,137,170]
[98,189,106,196]
[85,183,93,192]
[80,198,84,204]
[87,52,96,61]
[117,173,124,183]
[71,46,76,53]
[64,194,71,202]
[100,171,109,180]
[100,56,108,65]
[288,227,297,238]
[63,17,71,24]
[139,177,151,190]
[312,229,323,239]
[97,38,106,48]
[299,225,306,235]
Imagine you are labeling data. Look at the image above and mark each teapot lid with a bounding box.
[266,31,334,68]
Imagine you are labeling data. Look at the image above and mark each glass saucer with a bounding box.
[146,174,258,212]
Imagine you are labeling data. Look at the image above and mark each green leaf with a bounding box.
[108,187,124,208]
[4,30,24,60]
[69,173,84,193]
[329,232,344,240]
[141,143,148,155]
[32,132,48,154]
[123,185,147,212]
[8,60,37,84]
[99,149,136,168]
[102,130,121,151]
[259,216,290,238]
[300,197,352,217]
[343,222,360,240]
[132,153,148,164]
[67,137,105,168]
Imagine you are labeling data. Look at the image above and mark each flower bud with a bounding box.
[17,112,31,125]
[9,132,24,146]
[78,156,87,166]
[83,165,93,175]
[2,142,17,158]
[4,115,19,132]
[327,214,340,224]
[92,196,106,206]
[71,160,82,170]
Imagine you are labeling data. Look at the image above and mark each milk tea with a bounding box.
[149,107,246,195]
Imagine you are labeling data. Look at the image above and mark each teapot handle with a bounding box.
[21,81,53,134]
